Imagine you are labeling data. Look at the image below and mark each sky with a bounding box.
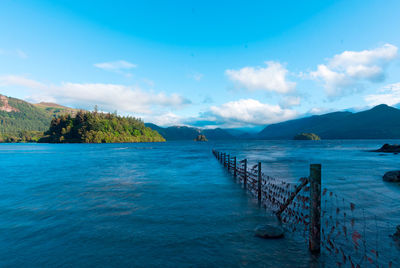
[1,0,400,129]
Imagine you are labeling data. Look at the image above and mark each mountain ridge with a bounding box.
[144,123,236,141]
[258,104,400,139]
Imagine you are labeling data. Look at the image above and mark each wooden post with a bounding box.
[227,154,230,171]
[233,157,237,177]
[276,177,309,218]
[243,159,247,188]
[223,153,226,167]
[257,162,262,203]
[309,164,321,254]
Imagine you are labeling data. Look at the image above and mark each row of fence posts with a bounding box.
[213,150,322,254]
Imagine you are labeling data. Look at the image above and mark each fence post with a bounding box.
[233,157,237,177]
[309,164,321,254]
[243,159,247,188]
[257,162,262,204]
[223,153,226,167]
[227,154,230,171]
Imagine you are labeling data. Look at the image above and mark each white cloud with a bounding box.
[147,112,184,126]
[16,49,28,59]
[365,83,400,106]
[310,44,398,98]
[0,75,46,89]
[54,83,190,114]
[0,49,28,59]
[0,75,190,115]
[307,107,335,115]
[189,72,203,81]
[209,98,297,126]
[94,60,137,72]
[279,96,301,108]
[225,61,296,94]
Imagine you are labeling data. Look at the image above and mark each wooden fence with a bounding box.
[212,149,399,268]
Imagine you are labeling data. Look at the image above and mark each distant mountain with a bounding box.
[144,123,236,141]
[258,104,400,139]
[202,128,236,140]
[224,127,262,137]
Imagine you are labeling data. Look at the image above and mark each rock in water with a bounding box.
[392,225,400,246]
[383,171,400,182]
[194,134,208,142]
[255,224,284,239]
[374,144,400,153]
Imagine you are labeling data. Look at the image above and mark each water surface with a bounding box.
[0,140,399,267]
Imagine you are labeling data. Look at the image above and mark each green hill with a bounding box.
[0,94,53,132]
[39,111,165,143]
[33,102,80,118]
[1,94,164,143]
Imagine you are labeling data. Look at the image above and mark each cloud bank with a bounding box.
[0,75,190,115]
[365,82,400,106]
[226,61,296,94]
[207,99,297,127]
[94,60,137,71]
[310,44,398,98]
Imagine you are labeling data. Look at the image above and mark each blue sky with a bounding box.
[1,0,400,129]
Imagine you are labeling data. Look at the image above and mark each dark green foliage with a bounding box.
[0,131,44,143]
[293,133,321,140]
[39,111,165,143]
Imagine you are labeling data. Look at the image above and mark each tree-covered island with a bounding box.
[293,133,321,140]
[39,110,165,143]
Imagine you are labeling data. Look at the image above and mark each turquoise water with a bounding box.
[0,141,399,267]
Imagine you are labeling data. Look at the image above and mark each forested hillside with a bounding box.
[40,111,165,143]
[0,95,51,133]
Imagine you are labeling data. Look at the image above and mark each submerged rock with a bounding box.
[255,224,284,239]
[374,144,400,153]
[392,225,400,242]
[383,171,400,182]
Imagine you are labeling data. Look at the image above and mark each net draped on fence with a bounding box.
[212,149,399,268]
